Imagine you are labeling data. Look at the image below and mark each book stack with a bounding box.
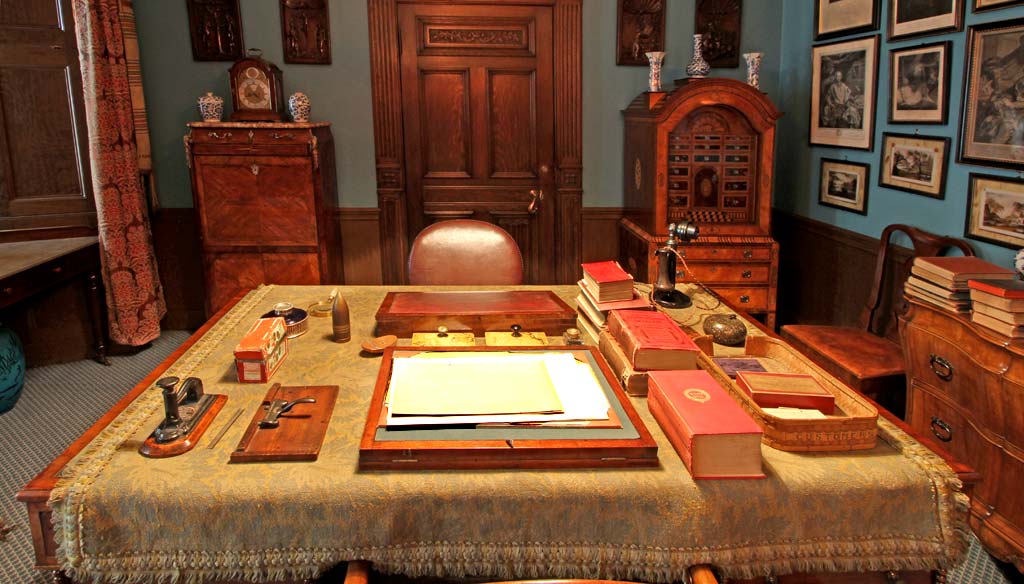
[968,278,1024,338]
[581,261,634,302]
[575,261,651,345]
[906,256,1015,314]
[647,369,765,480]
[602,309,701,396]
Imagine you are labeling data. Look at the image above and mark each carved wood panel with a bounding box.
[418,16,534,56]
[186,0,244,61]
[616,0,666,66]
[490,71,537,178]
[420,70,471,178]
[280,0,331,64]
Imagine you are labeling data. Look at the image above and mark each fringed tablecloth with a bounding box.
[50,285,968,584]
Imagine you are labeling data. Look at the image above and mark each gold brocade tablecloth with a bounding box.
[49,285,968,584]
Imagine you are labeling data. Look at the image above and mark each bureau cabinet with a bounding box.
[186,122,341,315]
[900,299,1024,570]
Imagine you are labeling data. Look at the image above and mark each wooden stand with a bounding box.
[231,384,338,463]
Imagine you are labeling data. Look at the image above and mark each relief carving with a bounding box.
[281,0,331,64]
[187,0,243,61]
[428,28,525,46]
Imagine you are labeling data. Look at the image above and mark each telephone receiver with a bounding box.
[653,221,699,309]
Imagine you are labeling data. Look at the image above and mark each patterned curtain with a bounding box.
[72,0,166,346]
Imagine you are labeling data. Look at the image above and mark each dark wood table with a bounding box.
[0,236,109,364]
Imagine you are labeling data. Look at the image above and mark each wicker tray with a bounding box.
[696,335,878,452]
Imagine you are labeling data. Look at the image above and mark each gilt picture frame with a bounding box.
[889,41,950,124]
[879,133,949,199]
[888,0,962,41]
[810,35,880,151]
[819,158,870,215]
[959,19,1024,169]
[965,173,1024,249]
[814,0,879,41]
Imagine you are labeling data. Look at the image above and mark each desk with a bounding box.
[0,237,108,364]
[19,285,968,584]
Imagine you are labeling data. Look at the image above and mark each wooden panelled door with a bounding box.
[397,3,556,283]
[369,0,582,285]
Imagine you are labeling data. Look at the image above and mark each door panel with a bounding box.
[399,3,555,283]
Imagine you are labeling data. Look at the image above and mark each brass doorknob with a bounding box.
[528,189,544,215]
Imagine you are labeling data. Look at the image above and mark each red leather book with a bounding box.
[968,278,1024,299]
[647,370,764,479]
[605,309,699,371]
[734,371,835,415]
[581,261,633,302]
[578,279,654,311]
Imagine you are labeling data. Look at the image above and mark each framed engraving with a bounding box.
[965,173,1024,248]
[616,0,667,66]
[819,158,869,215]
[810,36,879,151]
[889,41,950,124]
[974,0,1024,12]
[959,19,1024,169]
[186,0,244,61]
[280,0,331,64]
[814,0,879,41]
[695,0,742,68]
[879,133,949,199]
[889,0,962,41]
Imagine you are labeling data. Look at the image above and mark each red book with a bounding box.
[578,279,654,311]
[968,278,1024,299]
[606,309,700,371]
[647,370,764,479]
[734,371,835,415]
[581,261,634,302]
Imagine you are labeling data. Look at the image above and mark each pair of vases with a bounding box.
[645,34,763,93]
[196,92,311,123]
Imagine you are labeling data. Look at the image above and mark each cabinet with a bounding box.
[619,78,781,327]
[900,298,1024,570]
[185,122,341,314]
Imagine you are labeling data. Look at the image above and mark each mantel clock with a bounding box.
[229,50,284,121]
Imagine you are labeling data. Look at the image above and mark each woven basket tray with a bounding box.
[697,335,879,452]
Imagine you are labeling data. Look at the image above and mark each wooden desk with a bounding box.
[0,237,108,364]
[19,285,968,584]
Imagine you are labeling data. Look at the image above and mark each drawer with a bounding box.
[680,262,770,284]
[993,446,1024,544]
[1001,380,1024,450]
[250,129,311,145]
[903,322,1006,435]
[679,245,772,261]
[191,128,252,145]
[709,286,768,312]
[907,382,1001,508]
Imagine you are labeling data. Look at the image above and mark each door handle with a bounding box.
[528,189,544,215]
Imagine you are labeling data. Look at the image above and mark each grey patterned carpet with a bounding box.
[0,329,1018,583]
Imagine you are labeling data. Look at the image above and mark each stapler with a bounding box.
[139,376,227,458]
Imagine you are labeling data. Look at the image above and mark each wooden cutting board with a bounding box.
[230,384,338,463]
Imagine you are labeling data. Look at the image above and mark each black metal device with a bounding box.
[151,376,219,444]
[653,221,699,308]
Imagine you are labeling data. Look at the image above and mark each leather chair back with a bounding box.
[407,219,524,285]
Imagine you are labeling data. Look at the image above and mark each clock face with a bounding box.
[237,66,271,110]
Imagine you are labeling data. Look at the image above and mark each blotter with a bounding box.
[230,384,338,463]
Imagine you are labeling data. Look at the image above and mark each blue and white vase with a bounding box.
[686,34,711,79]
[646,51,666,92]
[0,326,26,414]
[288,92,311,123]
[197,92,224,122]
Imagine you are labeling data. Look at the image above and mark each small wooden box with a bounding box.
[374,290,576,337]
[234,317,288,383]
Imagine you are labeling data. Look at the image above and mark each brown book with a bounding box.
[575,292,608,327]
[905,283,971,313]
[606,310,700,371]
[913,256,1015,284]
[972,301,1024,325]
[906,276,970,300]
[598,330,649,397]
[969,288,1024,312]
[971,312,1024,338]
[647,370,765,480]
[734,371,835,415]
[575,313,601,346]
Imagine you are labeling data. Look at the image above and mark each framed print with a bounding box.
[616,0,667,66]
[974,0,1024,13]
[889,0,962,41]
[815,0,879,41]
[810,36,879,151]
[879,133,950,199]
[819,158,870,214]
[965,173,1024,248]
[960,19,1024,169]
[889,41,950,124]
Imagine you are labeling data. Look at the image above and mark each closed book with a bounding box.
[575,292,608,327]
[575,313,601,346]
[647,370,765,480]
[968,288,1024,312]
[972,301,1024,325]
[905,276,970,300]
[712,357,768,379]
[905,282,972,313]
[968,278,1024,299]
[734,371,835,415]
[598,330,649,397]
[578,279,654,311]
[913,256,1015,283]
[971,312,1024,338]
[581,261,634,302]
[606,309,700,371]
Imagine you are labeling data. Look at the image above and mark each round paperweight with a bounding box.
[702,314,747,346]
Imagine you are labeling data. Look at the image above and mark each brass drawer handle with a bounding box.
[739,295,750,303]
[208,132,232,140]
[984,504,996,518]
[743,249,753,259]
[270,132,295,140]
[930,416,953,442]
[929,354,954,381]
[742,269,752,279]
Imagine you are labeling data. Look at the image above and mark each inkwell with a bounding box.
[653,220,699,309]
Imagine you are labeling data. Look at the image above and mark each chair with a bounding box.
[780,224,974,418]
[407,219,524,285]
[339,561,719,584]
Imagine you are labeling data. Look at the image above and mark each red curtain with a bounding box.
[72,0,166,346]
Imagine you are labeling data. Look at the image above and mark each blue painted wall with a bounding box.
[136,0,783,209]
[776,0,1024,267]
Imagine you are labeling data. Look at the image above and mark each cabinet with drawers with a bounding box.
[618,79,782,328]
[900,298,1024,570]
[185,122,341,315]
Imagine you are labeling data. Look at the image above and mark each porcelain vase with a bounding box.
[0,326,26,414]
[686,34,710,79]
[645,51,666,92]
[744,52,763,90]
[197,92,224,122]
[288,92,311,123]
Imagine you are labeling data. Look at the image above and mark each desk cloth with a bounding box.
[50,285,969,583]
